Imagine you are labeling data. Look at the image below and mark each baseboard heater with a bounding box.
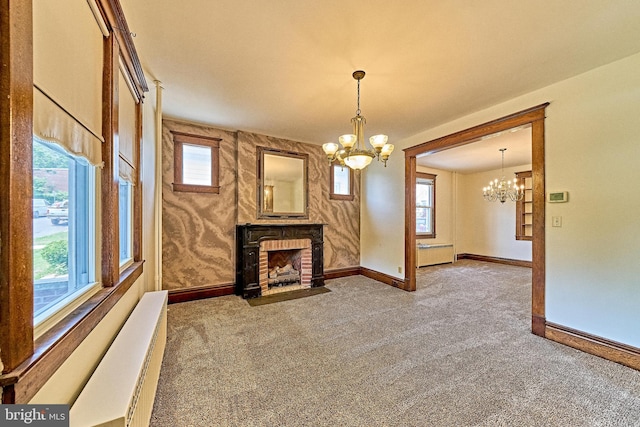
[417,243,454,267]
[70,290,168,427]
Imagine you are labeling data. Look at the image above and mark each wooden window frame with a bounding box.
[171,131,221,194]
[415,172,436,239]
[515,170,533,241]
[0,0,148,403]
[329,163,354,201]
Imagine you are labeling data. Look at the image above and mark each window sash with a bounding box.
[416,173,436,237]
[32,138,98,331]
[119,179,133,268]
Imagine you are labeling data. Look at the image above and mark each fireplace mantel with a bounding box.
[236,224,325,298]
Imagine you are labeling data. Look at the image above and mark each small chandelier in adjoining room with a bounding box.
[322,70,394,170]
[483,148,525,203]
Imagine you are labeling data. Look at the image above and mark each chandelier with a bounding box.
[322,70,394,170]
[483,148,525,203]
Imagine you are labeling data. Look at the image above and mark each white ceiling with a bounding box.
[417,125,532,174]
[120,1,640,168]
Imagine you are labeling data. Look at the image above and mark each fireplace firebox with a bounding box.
[236,224,324,298]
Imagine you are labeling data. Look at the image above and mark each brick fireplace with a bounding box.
[236,224,324,298]
[259,238,312,296]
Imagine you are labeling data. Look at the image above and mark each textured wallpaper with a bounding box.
[162,121,360,291]
[162,119,238,290]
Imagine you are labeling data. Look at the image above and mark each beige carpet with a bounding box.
[151,260,640,426]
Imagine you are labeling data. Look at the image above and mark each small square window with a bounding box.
[329,163,354,201]
[171,131,221,193]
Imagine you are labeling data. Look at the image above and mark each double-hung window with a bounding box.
[416,172,436,238]
[32,138,98,330]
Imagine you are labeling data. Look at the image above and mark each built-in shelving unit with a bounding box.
[515,170,533,241]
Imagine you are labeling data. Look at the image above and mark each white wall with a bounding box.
[456,165,532,261]
[361,52,640,347]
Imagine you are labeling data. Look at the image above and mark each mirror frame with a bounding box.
[257,147,309,219]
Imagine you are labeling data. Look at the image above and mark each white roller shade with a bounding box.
[33,87,103,166]
[33,0,104,163]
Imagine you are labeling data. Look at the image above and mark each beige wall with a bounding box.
[161,119,238,290]
[162,124,361,291]
[362,52,640,347]
[236,131,360,270]
[456,164,532,261]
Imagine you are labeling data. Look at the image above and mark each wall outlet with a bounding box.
[398,266,402,274]
[552,216,562,227]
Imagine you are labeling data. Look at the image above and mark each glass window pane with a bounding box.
[333,166,350,195]
[33,138,94,322]
[119,179,133,265]
[416,180,433,208]
[182,144,212,186]
[416,177,434,234]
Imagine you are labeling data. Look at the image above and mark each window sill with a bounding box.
[416,234,436,239]
[172,183,220,194]
[0,261,144,403]
[329,193,355,201]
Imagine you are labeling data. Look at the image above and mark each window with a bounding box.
[33,138,97,329]
[416,172,436,238]
[0,0,148,403]
[329,163,354,201]
[171,131,221,193]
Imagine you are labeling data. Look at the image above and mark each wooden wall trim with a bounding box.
[0,0,34,373]
[168,266,406,304]
[531,314,546,337]
[168,283,235,304]
[456,253,532,268]
[404,155,417,291]
[531,116,546,337]
[403,103,548,337]
[324,267,361,280]
[95,0,148,97]
[101,34,121,287]
[403,103,549,158]
[546,322,640,371]
[360,267,407,290]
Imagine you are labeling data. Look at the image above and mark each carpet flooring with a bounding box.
[150,260,640,426]
[246,286,331,307]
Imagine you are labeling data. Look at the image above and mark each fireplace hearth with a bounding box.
[236,224,324,298]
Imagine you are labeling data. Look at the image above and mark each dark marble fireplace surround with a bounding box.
[236,224,325,298]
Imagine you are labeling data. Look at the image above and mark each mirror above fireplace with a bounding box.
[257,147,308,218]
